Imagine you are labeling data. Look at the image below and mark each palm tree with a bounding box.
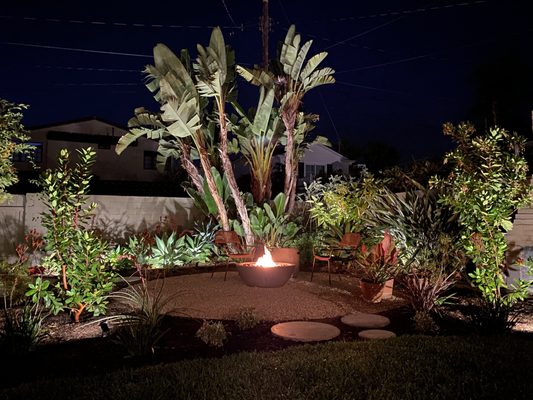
[116,42,232,232]
[232,87,283,204]
[195,28,253,244]
[237,25,335,213]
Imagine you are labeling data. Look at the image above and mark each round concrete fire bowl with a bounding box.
[237,262,295,288]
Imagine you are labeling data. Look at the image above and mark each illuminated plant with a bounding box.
[431,123,532,328]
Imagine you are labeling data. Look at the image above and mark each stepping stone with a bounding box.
[358,329,396,340]
[341,313,390,328]
[271,321,340,342]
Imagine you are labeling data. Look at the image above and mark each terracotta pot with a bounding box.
[359,278,394,303]
[270,247,300,277]
[382,278,394,300]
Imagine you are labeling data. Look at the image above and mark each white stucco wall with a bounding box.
[0,194,202,257]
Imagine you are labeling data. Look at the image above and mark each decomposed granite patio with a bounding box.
[138,271,407,322]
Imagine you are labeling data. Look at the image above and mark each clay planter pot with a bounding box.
[271,247,300,277]
[359,278,394,303]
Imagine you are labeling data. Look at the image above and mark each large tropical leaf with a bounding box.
[300,52,328,81]
[280,25,300,75]
[153,44,198,103]
[252,88,275,135]
[156,139,181,173]
[161,97,202,138]
[235,66,274,88]
[302,67,335,91]
[291,40,312,81]
[115,111,168,155]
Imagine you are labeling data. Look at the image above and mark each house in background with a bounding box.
[13,117,177,195]
[272,143,358,190]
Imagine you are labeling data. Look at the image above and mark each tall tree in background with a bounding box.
[471,51,533,136]
[0,99,32,203]
[117,29,256,244]
[116,41,233,234]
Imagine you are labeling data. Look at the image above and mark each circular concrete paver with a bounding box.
[271,321,341,342]
[358,329,396,340]
[341,312,390,328]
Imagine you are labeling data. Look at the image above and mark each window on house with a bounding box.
[12,142,43,163]
[304,164,327,180]
[143,151,157,170]
[305,164,314,180]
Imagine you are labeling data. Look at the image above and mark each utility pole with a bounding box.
[260,0,270,71]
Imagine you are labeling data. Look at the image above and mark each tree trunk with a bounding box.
[217,102,253,245]
[282,97,300,214]
[180,142,203,194]
[72,303,85,323]
[251,159,272,205]
[287,156,298,213]
[196,141,231,231]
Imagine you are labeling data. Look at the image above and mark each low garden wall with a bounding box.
[0,194,202,257]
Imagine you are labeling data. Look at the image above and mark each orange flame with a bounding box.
[255,247,277,268]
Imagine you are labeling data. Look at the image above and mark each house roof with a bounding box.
[306,143,354,163]
[29,116,127,131]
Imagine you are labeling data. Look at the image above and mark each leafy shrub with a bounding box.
[196,320,227,347]
[0,99,33,203]
[431,123,531,329]
[241,192,300,247]
[365,187,465,325]
[305,175,382,237]
[235,307,260,330]
[34,148,116,322]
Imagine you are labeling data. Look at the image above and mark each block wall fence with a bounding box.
[0,194,202,258]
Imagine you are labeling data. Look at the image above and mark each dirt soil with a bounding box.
[1,269,532,389]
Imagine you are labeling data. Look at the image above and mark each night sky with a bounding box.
[1,0,532,162]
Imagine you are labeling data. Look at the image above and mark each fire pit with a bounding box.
[237,248,295,288]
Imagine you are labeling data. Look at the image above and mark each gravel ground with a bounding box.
[142,271,407,322]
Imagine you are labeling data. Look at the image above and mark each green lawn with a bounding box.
[2,335,532,400]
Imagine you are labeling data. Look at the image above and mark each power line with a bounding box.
[325,0,487,23]
[277,0,291,25]
[0,15,243,30]
[324,0,442,50]
[325,15,407,50]
[54,83,140,86]
[35,65,140,73]
[220,0,237,26]
[337,54,433,74]
[336,80,456,102]
[335,29,533,74]
[318,90,340,150]
[3,42,153,58]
